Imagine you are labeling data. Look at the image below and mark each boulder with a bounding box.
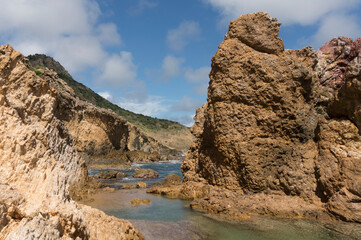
[163,174,182,187]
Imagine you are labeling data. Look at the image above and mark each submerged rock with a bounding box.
[97,170,118,179]
[181,12,361,223]
[130,198,151,206]
[0,44,143,239]
[122,184,138,190]
[133,169,159,178]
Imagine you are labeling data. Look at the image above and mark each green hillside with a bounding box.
[27,54,187,133]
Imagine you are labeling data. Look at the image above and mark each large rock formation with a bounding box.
[181,12,361,223]
[43,70,166,156]
[28,54,193,154]
[0,44,143,239]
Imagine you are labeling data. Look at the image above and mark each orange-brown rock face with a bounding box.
[182,12,361,223]
[0,44,143,239]
[52,75,166,156]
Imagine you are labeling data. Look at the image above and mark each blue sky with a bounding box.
[1,0,361,126]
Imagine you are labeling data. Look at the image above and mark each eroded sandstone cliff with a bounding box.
[28,53,193,154]
[181,12,361,223]
[0,44,143,239]
[48,70,168,156]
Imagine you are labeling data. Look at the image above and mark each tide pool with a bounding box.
[85,162,359,240]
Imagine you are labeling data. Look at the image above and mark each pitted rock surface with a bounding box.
[0,44,143,239]
[181,12,361,223]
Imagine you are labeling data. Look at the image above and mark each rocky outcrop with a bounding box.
[147,174,184,199]
[51,77,166,156]
[27,54,174,157]
[28,54,193,154]
[0,44,143,239]
[133,169,159,179]
[181,12,361,223]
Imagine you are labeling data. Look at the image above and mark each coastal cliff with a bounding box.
[28,54,193,155]
[27,54,172,157]
[0,44,143,239]
[181,12,361,222]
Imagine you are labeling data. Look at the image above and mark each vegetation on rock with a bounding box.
[27,54,193,152]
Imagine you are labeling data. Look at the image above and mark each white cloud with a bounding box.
[51,35,106,72]
[203,0,361,48]
[96,23,122,45]
[0,0,121,73]
[203,0,361,26]
[128,0,157,15]
[312,13,361,46]
[170,114,195,127]
[159,55,185,82]
[118,96,168,117]
[185,66,210,83]
[99,51,140,87]
[98,91,112,100]
[172,96,203,112]
[167,21,201,51]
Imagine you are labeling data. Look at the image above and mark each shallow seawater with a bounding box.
[85,162,359,240]
[88,160,182,188]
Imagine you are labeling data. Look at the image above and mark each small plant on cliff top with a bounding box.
[27,63,43,77]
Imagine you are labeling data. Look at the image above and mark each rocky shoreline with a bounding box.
[1,9,360,239]
[146,12,361,225]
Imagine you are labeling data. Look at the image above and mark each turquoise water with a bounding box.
[86,162,360,240]
[88,160,182,188]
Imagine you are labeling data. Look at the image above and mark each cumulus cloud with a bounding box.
[203,0,360,25]
[118,96,168,117]
[96,23,122,45]
[98,51,141,87]
[0,0,121,73]
[167,21,201,51]
[203,0,361,48]
[172,96,203,112]
[312,13,361,46]
[159,55,185,82]
[98,91,112,100]
[128,0,157,15]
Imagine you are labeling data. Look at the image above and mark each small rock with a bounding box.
[122,183,137,189]
[133,169,159,178]
[103,187,116,192]
[116,172,129,179]
[136,181,147,188]
[130,198,151,206]
[97,170,118,179]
